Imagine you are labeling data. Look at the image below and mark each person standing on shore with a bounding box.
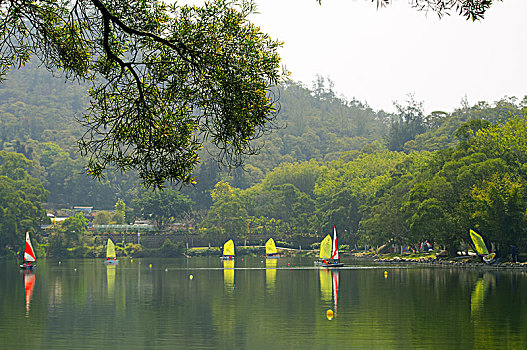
[510,245,518,263]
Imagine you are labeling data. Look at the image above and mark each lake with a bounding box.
[1,256,526,349]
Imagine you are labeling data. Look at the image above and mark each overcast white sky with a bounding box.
[247,0,527,113]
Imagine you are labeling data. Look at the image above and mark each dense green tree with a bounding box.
[59,212,88,245]
[113,198,126,224]
[386,97,427,152]
[471,173,526,247]
[92,210,113,225]
[315,150,408,239]
[133,189,193,230]
[201,181,248,241]
[0,151,48,255]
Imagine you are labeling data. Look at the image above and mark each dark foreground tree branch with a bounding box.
[317,0,499,21]
[0,0,284,188]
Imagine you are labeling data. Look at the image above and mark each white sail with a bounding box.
[331,226,339,260]
[24,230,37,262]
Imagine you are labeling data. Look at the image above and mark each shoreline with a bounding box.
[349,253,527,270]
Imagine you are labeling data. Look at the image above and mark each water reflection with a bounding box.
[107,264,116,296]
[24,271,36,316]
[265,258,277,293]
[319,269,339,316]
[4,258,527,349]
[333,270,339,315]
[223,259,235,292]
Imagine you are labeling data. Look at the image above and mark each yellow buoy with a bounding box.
[131,259,133,263]
[149,264,152,268]
[326,309,334,320]
[384,271,388,278]
[189,274,194,280]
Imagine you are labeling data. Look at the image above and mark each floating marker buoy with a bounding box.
[165,268,168,272]
[131,259,133,263]
[189,274,194,280]
[288,263,290,266]
[74,268,77,271]
[326,309,334,320]
[149,264,152,268]
[58,261,61,264]
[384,271,388,278]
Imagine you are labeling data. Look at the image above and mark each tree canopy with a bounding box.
[0,0,284,188]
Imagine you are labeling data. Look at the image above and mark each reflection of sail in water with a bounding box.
[223,259,235,292]
[265,258,278,292]
[332,270,339,315]
[471,273,495,350]
[24,271,36,315]
[107,264,116,295]
[320,269,339,316]
[319,269,333,302]
[470,274,492,317]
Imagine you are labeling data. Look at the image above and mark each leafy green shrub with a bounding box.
[159,238,184,257]
[47,233,68,259]
[187,247,220,256]
[70,246,89,257]
[124,243,142,257]
[276,241,293,248]
[238,246,264,256]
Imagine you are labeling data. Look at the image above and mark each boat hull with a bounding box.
[483,252,496,264]
[315,260,343,268]
[19,264,36,270]
[266,254,280,259]
[322,263,344,268]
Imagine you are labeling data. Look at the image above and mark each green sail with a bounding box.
[469,229,489,255]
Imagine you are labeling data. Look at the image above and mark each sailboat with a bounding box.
[469,229,496,264]
[105,238,119,265]
[315,226,344,267]
[221,239,235,260]
[265,238,280,258]
[20,230,37,269]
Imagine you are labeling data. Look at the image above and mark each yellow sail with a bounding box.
[223,239,235,256]
[469,229,489,255]
[265,238,278,255]
[107,238,116,258]
[319,235,332,260]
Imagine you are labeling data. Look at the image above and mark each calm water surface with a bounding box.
[1,256,526,349]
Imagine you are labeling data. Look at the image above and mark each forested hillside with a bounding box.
[1,61,526,256]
